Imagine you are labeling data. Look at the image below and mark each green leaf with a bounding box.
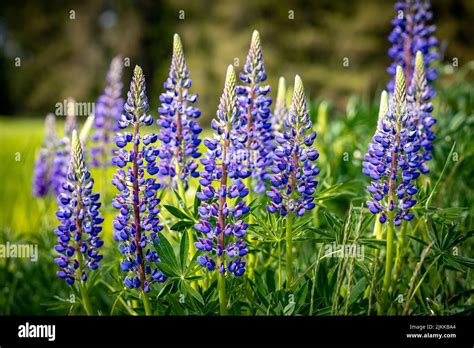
[453,255,474,269]
[170,220,194,232]
[164,205,192,220]
[154,232,179,274]
[194,186,202,217]
[283,301,295,316]
[181,281,204,305]
[179,229,189,270]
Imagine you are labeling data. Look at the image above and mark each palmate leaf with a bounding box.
[316,181,357,203]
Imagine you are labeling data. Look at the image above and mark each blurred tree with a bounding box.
[0,0,472,121]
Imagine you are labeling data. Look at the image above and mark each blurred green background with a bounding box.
[0,0,473,120]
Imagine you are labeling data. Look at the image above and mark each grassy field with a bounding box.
[0,65,473,315]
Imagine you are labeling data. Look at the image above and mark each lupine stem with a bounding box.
[391,222,407,291]
[374,216,383,241]
[277,238,282,289]
[285,212,294,289]
[141,291,152,316]
[216,121,229,316]
[217,271,227,315]
[132,122,146,291]
[79,281,93,316]
[379,212,395,314]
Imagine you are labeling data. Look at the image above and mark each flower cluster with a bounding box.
[157,34,202,190]
[408,51,436,174]
[32,113,57,197]
[387,0,438,92]
[52,98,77,195]
[54,130,104,285]
[363,66,420,225]
[112,65,166,293]
[236,30,273,194]
[91,55,124,168]
[194,65,249,277]
[267,75,320,217]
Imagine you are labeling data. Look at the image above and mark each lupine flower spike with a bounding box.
[387,0,438,92]
[273,77,287,135]
[267,75,320,288]
[33,113,57,197]
[54,130,103,314]
[371,90,389,241]
[52,97,77,195]
[363,66,420,313]
[112,66,166,315]
[195,65,250,315]
[157,33,202,195]
[409,51,436,174]
[236,30,273,196]
[363,66,419,226]
[91,55,124,168]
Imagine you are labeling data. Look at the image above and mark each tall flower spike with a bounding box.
[363,66,420,226]
[54,130,104,285]
[112,65,166,293]
[33,113,57,197]
[236,30,273,194]
[52,98,78,195]
[409,50,436,174]
[387,0,438,92]
[267,75,320,217]
[194,65,249,277]
[91,55,124,168]
[273,77,287,134]
[157,33,202,191]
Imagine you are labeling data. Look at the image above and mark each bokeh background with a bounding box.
[0,0,473,120]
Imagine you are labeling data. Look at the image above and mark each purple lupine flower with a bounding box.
[91,55,124,168]
[236,30,273,194]
[273,76,288,135]
[33,113,57,197]
[363,66,420,226]
[408,51,436,174]
[54,130,104,285]
[266,75,320,217]
[112,65,166,293]
[387,0,438,92]
[52,98,77,195]
[194,65,249,277]
[157,34,202,190]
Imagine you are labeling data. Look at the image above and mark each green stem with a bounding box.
[141,290,152,316]
[286,212,294,289]
[79,282,93,316]
[277,239,282,289]
[378,215,395,314]
[374,216,383,242]
[217,272,227,315]
[391,222,407,292]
